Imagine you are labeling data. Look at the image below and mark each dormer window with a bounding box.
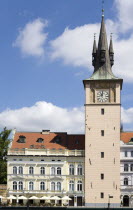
[17,135,26,143]
[37,138,44,143]
[30,145,34,149]
[54,136,62,144]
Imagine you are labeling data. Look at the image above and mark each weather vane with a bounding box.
[110,33,113,39]
[102,0,104,16]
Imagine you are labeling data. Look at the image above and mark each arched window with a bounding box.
[29,181,34,190]
[18,181,23,190]
[18,166,23,174]
[29,166,34,174]
[57,167,61,175]
[51,182,55,191]
[40,167,45,175]
[77,164,82,175]
[69,180,74,191]
[57,182,61,191]
[51,167,55,175]
[69,164,74,175]
[124,178,128,186]
[13,181,17,190]
[131,164,133,171]
[77,181,82,191]
[124,164,128,172]
[13,166,17,174]
[40,182,45,190]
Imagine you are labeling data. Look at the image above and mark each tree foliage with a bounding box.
[0,128,11,184]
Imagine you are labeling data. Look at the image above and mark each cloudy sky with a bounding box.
[0,0,133,133]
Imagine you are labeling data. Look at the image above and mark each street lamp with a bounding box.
[108,195,113,208]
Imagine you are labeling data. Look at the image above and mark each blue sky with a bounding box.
[0,0,133,133]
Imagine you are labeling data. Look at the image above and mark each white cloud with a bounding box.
[121,107,133,125]
[0,102,133,133]
[115,0,133,32]
[0,101,84,134]
[13,18,48,57]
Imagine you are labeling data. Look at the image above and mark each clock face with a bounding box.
[97,90,109,102]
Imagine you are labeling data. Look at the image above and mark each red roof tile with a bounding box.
[11,132,85,150]
[121,132,133,143]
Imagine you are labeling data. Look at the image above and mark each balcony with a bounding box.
[8,149,85,157]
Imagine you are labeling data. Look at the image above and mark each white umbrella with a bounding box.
[62,196,72,200]
[18,196,27,200]
[7,195,16,199]
[0,196,5,199]
[40,196,50,200]
[29,196,39,200]
[50,196,61,200]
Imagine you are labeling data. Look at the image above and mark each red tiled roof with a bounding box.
[11,131,133,150]
[11,132,85,150]
[120,132,133,143]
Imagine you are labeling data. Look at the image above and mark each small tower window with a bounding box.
[101,130,104,136]
[101,174,104,180]
[101,192,104,198]
[101,109,104,115]
[101,152,104,158]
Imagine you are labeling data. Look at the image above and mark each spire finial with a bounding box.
[110,33,113,40]
[94,33,96,40]
[102,0,104,17]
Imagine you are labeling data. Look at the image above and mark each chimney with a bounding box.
[41,130,50,135]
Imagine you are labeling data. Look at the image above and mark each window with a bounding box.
[40,182,45,190]
[17,135,26,143]
[18,166,23,174]
[37,138,44,143]
[125,151,128,157]
[40,167,45,175]
[69,164,74,175]
[131,164,133,171]
[101,109,104,115]
[101,192,104,198]
[124,178,128,186]
[13,166,17,174]
[51,167,55,175]
[131,151,133,157]
[13,181,17,190]
[101,174,104,180]
[57,182,61,191]
[29,166,34,174]
[101,152,104,158]
[69,180,74,191]
[51,182,55,191]
[77,164,82,175]
[29,181,34,190]
[30,159,33,161]
[18,181,23,190]
[124,164,128,172]
[101,130,104,136]
[57,167,61,175]
[77,181,82,191]
[41,159,44,161]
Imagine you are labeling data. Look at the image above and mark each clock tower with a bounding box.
[83,14,123,207]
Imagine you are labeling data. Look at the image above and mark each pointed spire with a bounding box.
[91,13,115,79]
[92,34,97,54]
[109,33,114,66]
[92,34,97,66]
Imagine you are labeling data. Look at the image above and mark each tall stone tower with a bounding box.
[83,13,123,207]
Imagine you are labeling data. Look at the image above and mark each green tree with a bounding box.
[0,128,11,184]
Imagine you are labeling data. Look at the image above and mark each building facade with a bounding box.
[6,13,133,208]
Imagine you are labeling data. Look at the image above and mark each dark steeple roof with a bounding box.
[90,14,117,80]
